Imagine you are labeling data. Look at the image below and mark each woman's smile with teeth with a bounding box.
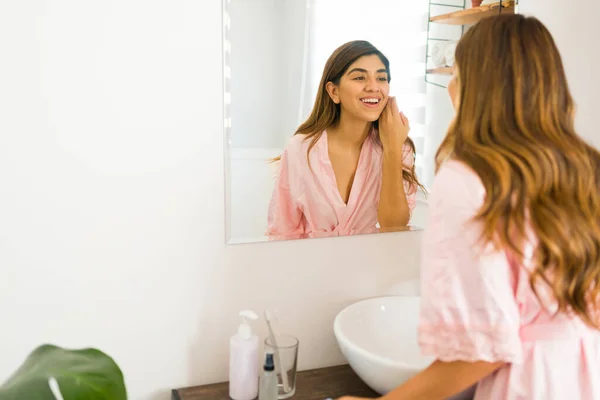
[361,98,381,108]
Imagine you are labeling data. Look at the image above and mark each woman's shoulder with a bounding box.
[287,133,311,146]
[282,133,322,158]
[432,159,486,202]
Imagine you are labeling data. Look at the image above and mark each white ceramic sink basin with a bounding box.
[333,296,434,394]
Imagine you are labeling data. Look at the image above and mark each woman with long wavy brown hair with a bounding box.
[266,40,425,240]
[338,13,600,400]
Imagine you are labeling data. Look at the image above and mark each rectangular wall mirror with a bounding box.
[223,0,478,244]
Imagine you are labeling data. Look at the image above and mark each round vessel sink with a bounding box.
[333,296,434,394]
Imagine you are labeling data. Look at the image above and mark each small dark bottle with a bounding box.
[258,352,278,400]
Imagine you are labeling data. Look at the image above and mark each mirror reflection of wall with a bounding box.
[226,0,436,244]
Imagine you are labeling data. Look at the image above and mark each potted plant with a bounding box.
[0,344,127,400]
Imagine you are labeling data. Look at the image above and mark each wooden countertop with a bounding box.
[172,364,379,400]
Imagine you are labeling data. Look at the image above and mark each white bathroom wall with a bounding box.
[0,1,423,400]
[519,0,600,149]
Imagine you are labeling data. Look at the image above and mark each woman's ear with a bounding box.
[325,82,340,104]
[447,66,460,111]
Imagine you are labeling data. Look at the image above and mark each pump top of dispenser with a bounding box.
[263,353,275,372]
[237,310,258,339]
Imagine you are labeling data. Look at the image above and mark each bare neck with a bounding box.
[328,114,372,151]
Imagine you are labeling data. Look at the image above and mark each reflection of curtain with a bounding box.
[297,0,316,125]
[300,0,429,180]
[278,0,317,148]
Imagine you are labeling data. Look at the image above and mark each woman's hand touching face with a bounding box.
[378,96,409,154]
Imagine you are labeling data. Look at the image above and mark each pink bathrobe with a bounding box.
[419,159,600,399]
[267,130,417,240]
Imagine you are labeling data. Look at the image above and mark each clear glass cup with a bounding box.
[264,334,299,399]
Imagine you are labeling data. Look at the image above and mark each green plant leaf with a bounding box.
[0,344,127,400]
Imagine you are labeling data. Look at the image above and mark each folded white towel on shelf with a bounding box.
[430,41,457,68]
[431,42,447,67]
[445,42,457,67]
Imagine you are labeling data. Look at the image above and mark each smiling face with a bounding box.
[325,54,390,123]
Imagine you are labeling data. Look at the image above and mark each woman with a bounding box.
[339,14,600,400]
[266,40,425,240]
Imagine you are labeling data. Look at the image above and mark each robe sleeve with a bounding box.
[266,149,305,240]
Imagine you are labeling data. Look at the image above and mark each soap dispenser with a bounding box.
[229,310,259,400]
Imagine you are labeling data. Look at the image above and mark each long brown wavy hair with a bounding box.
[273,40,425,194]
[436,14,600,328]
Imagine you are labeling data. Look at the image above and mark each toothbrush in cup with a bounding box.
[264,310,291,393]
